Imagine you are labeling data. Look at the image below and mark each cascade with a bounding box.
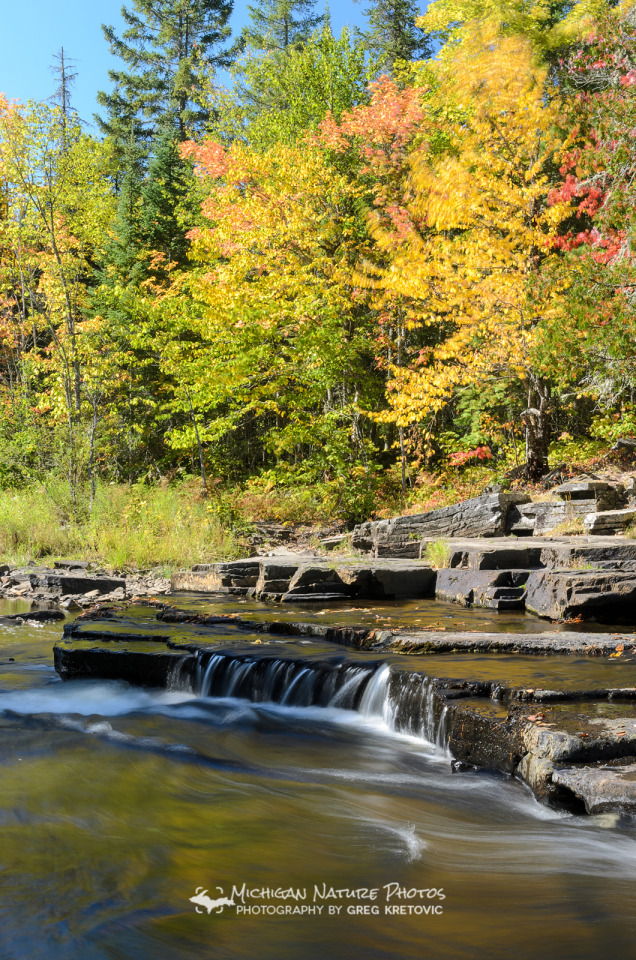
[193,650,449,747]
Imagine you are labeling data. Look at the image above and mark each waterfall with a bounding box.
[193,651,449,747]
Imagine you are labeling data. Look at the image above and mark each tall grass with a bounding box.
[0,481,244,571]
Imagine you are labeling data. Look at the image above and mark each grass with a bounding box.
[0,481,246,571]
[423,539,452,568]
[551,517,586,536]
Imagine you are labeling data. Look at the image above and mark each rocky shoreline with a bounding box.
[0,559,170,613]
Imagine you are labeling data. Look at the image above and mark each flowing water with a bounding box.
[2,599,636,960]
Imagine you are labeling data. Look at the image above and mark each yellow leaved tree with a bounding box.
[366,22,567,478]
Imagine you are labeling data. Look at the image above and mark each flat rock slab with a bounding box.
[551,763,636,814]
[14,570,126,596]
[439,536,636,569]
[385,631,633,655]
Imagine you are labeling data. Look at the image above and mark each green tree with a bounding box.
[239,0,324,52]
[356,0,431,73]
[140,116,197,271]
[213,24,370,149]
[97,0,234,151]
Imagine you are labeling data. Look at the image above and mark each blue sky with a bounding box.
[0,1,380,130]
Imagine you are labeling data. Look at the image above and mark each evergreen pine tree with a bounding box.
[96,0,234,150]
[356,0,431,73]
[239,0,324,52]
[139,116,196,271]
[104,124,147,284]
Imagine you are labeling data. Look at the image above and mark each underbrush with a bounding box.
[0,432,626,569]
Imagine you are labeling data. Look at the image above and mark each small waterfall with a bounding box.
[192,651,450,749]
[358,664,391,719]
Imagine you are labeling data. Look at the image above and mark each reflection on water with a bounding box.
[1,606,636,959]
[171,591,635,633]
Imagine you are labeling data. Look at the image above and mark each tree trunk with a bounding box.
[522,376,551,481]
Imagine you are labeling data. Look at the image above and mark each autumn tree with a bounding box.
[0,100,116,503]
[146,134,385,517]
[345,24,566,478]
[536,4,636,431]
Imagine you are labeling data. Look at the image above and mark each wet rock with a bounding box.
[447,707,524,773]
[0,609,66,623]
[351,493,531,558]
[54,645,191,687]
[551,763,636,814]
[516,754,558,806]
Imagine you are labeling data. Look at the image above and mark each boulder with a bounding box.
[434,568,528,609]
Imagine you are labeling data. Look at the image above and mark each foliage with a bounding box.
[212,24,371,149]
[535,4,636,414]
[3,0,636,549]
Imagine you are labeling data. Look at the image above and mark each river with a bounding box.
[1,598,636,960]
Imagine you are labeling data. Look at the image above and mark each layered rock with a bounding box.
[351,493,531,558]
[434,568,528,610]
[172,557,436,601]
[584,507,636,535]
[525,568,636,620]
